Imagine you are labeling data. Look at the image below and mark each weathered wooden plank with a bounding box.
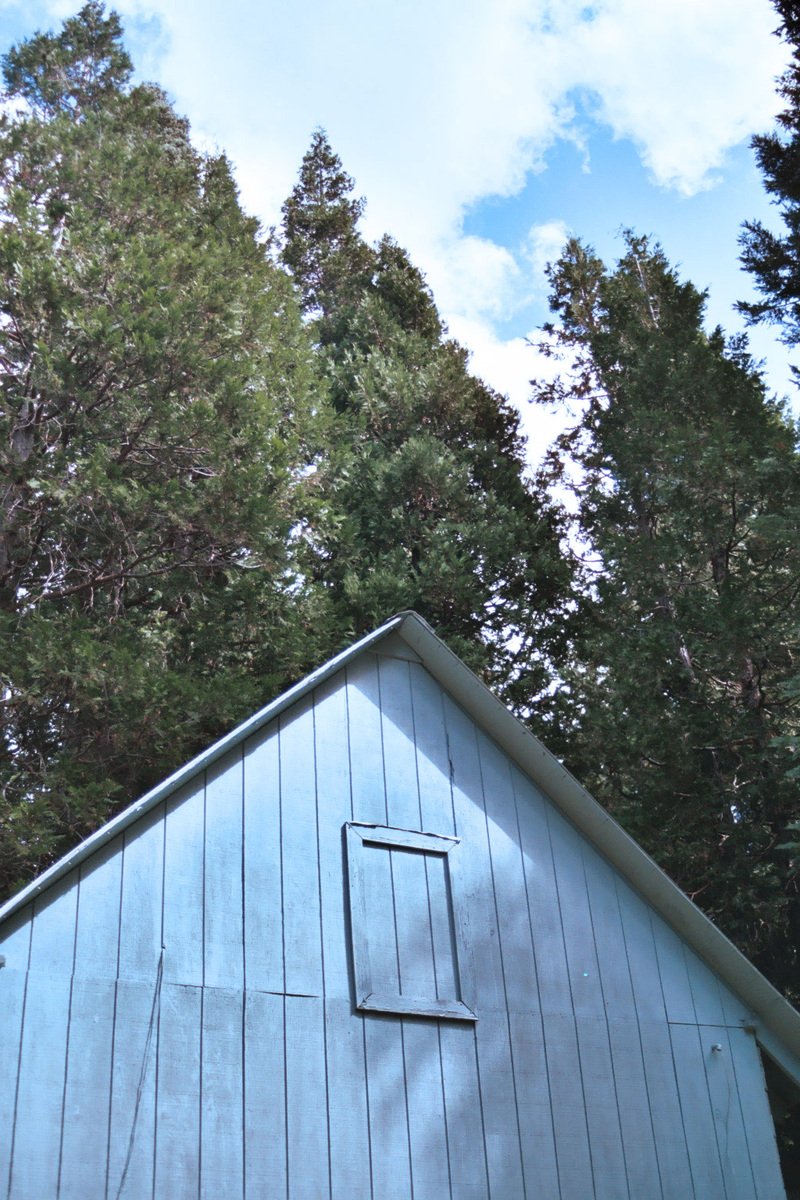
[615,882,667,1022]
[425,853,459,1000]
[541,1010,594,1200]
[638,1019,695,1200]
[58,977,116,1197]
[403,1020,451,1199]
[576,1014,630,1200]
[153,982,201,1198]
[669,1021,726,1198]
[439,1023,489,1200]
[285,994,329,1198]
[685,952,726,1027]
[28,875,78,977]
[9,967,70,1200]
[547,805,604,1019]
[73,839,123,981]
[0,907,32,971]
[363,1014,413,1200]
[607,1017,663,1199]
[347,656,388,826]
[510,1009,560,1200]
[162,780,204,987]
[726,1027,786,1200]
[243,723,283,994]
[0,969,26,1198]
[203,750,244,990]
[392,847,438,998]
[280,700,323,998]
[312,672,352,999]
[243,990,286,1198]
[651,919,696,1025]
[325,998,372,1200]
[474,1012,526,1197]
[408,663,457,837]
[702,1024,756,1200]
[511,768,574,1018]
[378,655,421,830]
[442,695,525,1194]
[357,839,400,998]
[118,804,165,983]
[582,849,636,1019]
[478,732,539,1014]
[200,986,244,1199]
[442,694,504,1012]
[106,978,160,1200]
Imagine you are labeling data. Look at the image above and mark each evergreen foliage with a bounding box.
[0,4,319,891]
[740,0,800,347]
[282,132,573,707]
[535,233,800,1003]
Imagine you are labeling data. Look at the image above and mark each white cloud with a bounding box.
[447,315,569,469]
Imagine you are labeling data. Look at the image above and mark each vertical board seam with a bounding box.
[55,867,82,1197]
[542,799,597,1197]
[475,727,528,1200]
[511,767,561,1197]
[613,873,667,1200]
[312,691,333,1200]
[579,845,633,1200]
[648,907,697,1199]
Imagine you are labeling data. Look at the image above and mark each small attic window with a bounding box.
[345,822,476,1021]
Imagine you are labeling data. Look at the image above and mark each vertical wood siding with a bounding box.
[0,649,787,1199]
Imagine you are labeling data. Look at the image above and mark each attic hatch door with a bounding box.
[345,821,476,1020]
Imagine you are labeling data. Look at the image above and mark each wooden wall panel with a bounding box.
[200,986,244,1199]
[28,876,77,978]
[74,840,123,981]
[285,995,329,1199]
[106,977,159,1200]
[204,752,244,991]
[153,982,201,1198]
[439,1024,489,1200]
[242,724,282,995]
[0,970,26,1199]
[280,699,322,998]
[9,967,70,1199]
[243,990,286,1198]
[58,977,116,1197]
[726,1027,786,1200]
[117,804,165,983]
[0,653,791,1200]
[0,908,32,971]
[162,781,204,988]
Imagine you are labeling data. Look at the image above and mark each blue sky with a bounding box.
[0,0,793,461]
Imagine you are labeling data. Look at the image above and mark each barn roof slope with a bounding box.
[1,610,799,1088]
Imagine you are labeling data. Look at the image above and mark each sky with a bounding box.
[0,0,794,464]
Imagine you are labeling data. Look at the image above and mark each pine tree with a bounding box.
[0,5,318,892]
[282,133,573,708]
[535,233,800,1002]
[740,0,800,346]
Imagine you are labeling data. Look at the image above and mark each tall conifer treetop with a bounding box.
[0,3,319,891]
[535,232,800,1005]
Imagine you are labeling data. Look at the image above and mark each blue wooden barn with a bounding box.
[1,611,798,1199]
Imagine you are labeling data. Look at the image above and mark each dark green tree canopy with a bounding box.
[0,4,319,891]
[2,1,132,117]
[535,232,800,1003]
[740,0,800,345]
[282,132,574,709]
